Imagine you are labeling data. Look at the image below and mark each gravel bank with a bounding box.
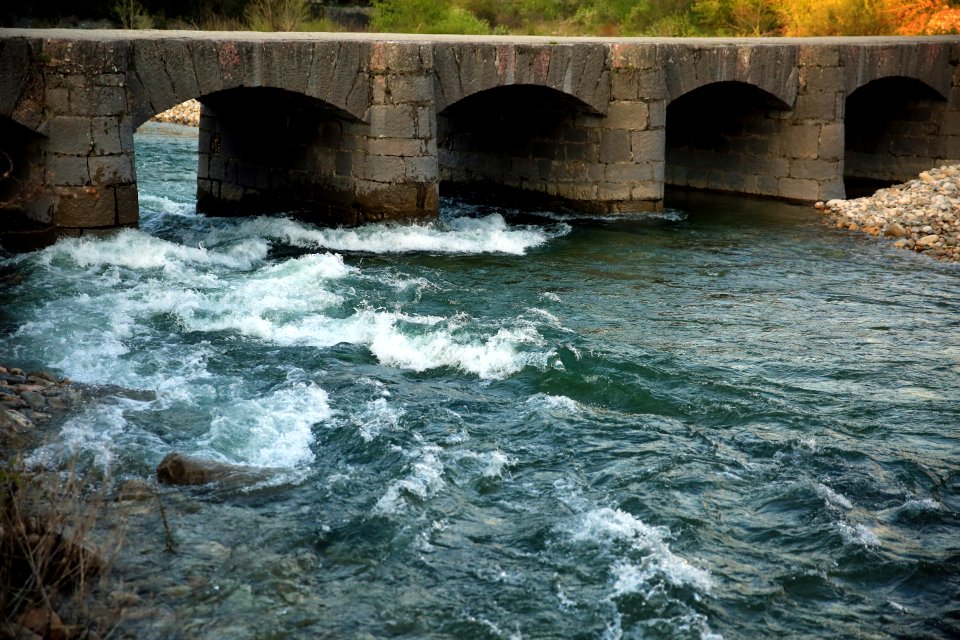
[818,165,960,262]
[151,98,201,126]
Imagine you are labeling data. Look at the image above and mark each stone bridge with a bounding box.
[1,29,958,245]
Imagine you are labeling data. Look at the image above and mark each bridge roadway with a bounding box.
[0,30,958,243]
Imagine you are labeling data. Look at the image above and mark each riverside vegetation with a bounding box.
[0,366,109,640]
[4,0,959,36]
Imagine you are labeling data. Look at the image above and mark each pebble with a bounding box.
[821,165,960,262]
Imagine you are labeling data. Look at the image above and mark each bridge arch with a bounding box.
[432,43,610,117]
[844,75,951,195]
[133,85,371,224]
[661,45,799,110]
[127,39,370,132]
[437,83,606,207]
[665,81,792,196]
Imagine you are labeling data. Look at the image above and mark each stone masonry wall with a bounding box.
[33,39,139,236]
[356,41,439,221]
[0,31,958,246]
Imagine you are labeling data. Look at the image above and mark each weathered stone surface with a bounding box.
[2,30,958,239]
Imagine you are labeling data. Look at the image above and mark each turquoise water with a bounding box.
[1,122,959,639]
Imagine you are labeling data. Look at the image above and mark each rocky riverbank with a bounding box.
[150,99,201,127]
[818,165,960,262]
[0,365,81,445]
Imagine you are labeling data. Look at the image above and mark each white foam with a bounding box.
[375,444,446,514]
[26,403,130,471]
[570,508,713,592]
[899,497,941,512]
[816,483,854,510]
[352,398,404,442]
[526,393,581,413]
[205,382,331,468]
[139,193,194,217]
[39,228,268,272]
[216,213,569,255]
[837,522,881,547]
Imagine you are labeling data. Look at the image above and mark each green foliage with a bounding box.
[112,0,154,29]
[372,0,490,34]
[245,0,309,31]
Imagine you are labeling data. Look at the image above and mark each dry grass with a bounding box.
[0,458,120,638]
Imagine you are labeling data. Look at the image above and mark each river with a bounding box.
[1,121,958,639]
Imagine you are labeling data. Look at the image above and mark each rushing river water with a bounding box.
[2,122,959,639]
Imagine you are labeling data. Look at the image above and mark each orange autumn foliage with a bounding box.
[887,0,960,34]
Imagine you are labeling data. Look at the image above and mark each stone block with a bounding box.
[115,185,139,224]
[46,155,90,186]
[598,181,632,201]
[53,186,116,227]
[630,181,662,200]
[800,66,843,96]
[70,84,126,116]
[637,70,667,101]
[45,117,92,155]
[368,105,416,138]
[793,91,838,121]
[647,100,666,129]
[610,43,658,70]
[819,123,844,161]
[367,138,425,157]
[555,183,598,201]
[87,155,137,185]
[45,87,70,115]
[370,42,424,74]
[600,130,632,163]
[604,101,650,130]
[782,125,820,160]
[789,159,839,181]
[365,155,405,182]
[611,69,639,101]
[630,130,665,162]
[605,162,657,182]
[91,117,123,155]
[404,156,438,181]
[798,46,840,68]
[777,177,819,201]
[818,180,845,201]
[387,75,433,104]
[416,106,434,139]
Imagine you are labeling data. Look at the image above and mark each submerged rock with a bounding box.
[156,453,270,487]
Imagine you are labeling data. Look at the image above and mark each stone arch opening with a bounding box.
[665,81,791,198]
[192,87,367,224]
[0,116,51,251]
[844,76,948,197]
[437,84,604,210]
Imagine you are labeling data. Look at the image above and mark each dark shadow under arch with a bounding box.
[0,116,54,251]
[665,81,790,198]
[844,76,948,197]
[188,87,367,221]
[437,84,602,209]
